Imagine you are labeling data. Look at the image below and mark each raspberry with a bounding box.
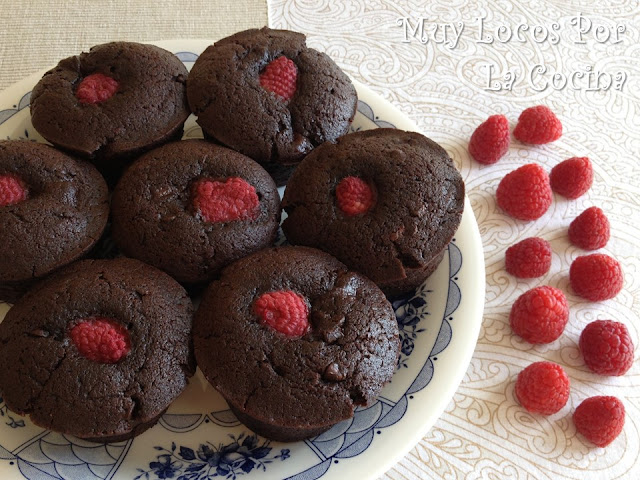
[496,163,552,220]
[70,317,131,364]
[76,73,119,104]
[505,237,552,278]
[192,177,260,223]
[336,176,375,216]
[259,56,298,102]
[569,206,610,250]
[573,396,625,447]
[468,114,510,165]
[513,105,562,144]
[515,361,570,415]
[510,286,568,344]
[570,253,623,301]
[550,157,593,199]
[253,290,309,337]
[579,320,634,376]
[0,174,28,206]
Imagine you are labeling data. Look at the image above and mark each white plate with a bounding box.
[0,40,484,480]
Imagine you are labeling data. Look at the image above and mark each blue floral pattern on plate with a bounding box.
[0,43,472,480]
[134,434,290,480]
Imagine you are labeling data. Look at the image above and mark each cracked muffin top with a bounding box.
[281,129,465,296]
[30,42,190,162]
[111,140,281,285]
[0,257,195,442]
[186,28,357,184]
[193,245,399,442]
[0,140,109,302]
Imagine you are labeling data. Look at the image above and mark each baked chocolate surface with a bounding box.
[30,42,190,162]
[193,246,400,442]
[0,140,109,302]
[281,129,465,296]
[187,28,357,179]
[0,257,195,442]
[111,140,281,285]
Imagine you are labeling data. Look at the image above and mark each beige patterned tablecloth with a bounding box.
[268,1,640,479]
[1,0,639,479]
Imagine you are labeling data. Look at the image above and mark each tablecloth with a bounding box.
[1,0,639,479]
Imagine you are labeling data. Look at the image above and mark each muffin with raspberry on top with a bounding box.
[0,257,195,442]
[30,41,190,183]
[193,246,400,442]
[187,27,358,185]
[111,140,281,285]
[282,128,465,296]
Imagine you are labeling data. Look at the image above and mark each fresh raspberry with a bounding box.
[496,163,552,220]
[550,157,593,199]
[569,206,610,250]
[515,361,570,415]
[570,253,623,301]
[259,56,298,102]
[335,176,375,216]
[192,177,260,223]
[0,174,28,206]
[579,320,634,376]
[505,237,552,278]
[76,73,119,104]
[513,105,562,144]
[253,290,309,337]
[510,286,569,344]
[468,114,510,165]
[573,396,625,447]
[70,317,131,364]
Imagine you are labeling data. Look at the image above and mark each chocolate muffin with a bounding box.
[193,246,400,442]
[0,257,195,442]
[0,140,109,303]
[187,27,357,185]
[281,129,465,297]
[30,42,190,182]
[111,140,281,285]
